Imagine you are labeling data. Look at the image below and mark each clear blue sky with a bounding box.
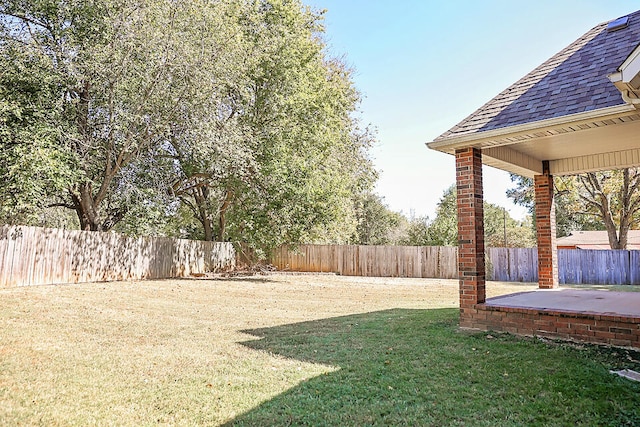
[305,0,639,220]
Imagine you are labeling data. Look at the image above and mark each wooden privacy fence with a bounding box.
[487,248,539,282]
[0,225,236,287]
[6,225,638,286]
[272,244,640,285]
[270,244,458,279]
[558,249,640,285]
[487,248,640,285]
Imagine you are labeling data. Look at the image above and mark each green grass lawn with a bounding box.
[233,308,640,427]
[1,275,639,426]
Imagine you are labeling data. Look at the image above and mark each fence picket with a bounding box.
[269,244,460,279]
[270,244,640,284]
[631,251,640,285]
[0,225,235,287]
[4,226,640,286]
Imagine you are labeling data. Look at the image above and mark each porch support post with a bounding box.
[534,161,558,289]
[455,147,485,321]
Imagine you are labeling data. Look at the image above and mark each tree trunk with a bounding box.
[618,226,629,249]
[192,186,214,241]
[599,191,623,249]
[217,190,233,242]
[616,168,634,250]
[70,182,103,231]
[69,182,125,232]
[582,172,625,249]
[68,82,128,232]
[604,223,622,249]
[201,213,214,241]
[218,212,226,242]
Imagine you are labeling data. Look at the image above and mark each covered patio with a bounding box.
[480,289,640,348]
[428,10,640,348]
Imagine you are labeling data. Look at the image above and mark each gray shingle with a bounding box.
[435,10,640,141]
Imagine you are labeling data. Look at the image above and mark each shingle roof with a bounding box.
[435,10,640,141]
[557,230,640,249]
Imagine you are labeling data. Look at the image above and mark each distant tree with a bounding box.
[351,193,405,245]
[507,169,640,249]
[400,186,457,246]
[505,174,534,212]
[401,216,434,246]
[483,203,535,248]
[404,185,534,247]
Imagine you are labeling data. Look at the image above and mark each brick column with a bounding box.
[455,147,485,318]
[534,162,558,289]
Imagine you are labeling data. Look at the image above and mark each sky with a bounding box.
[305,0,639,220]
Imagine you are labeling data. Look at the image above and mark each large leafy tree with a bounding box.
[1,0,377,254]
[163,0,376,249]
[0,0,257,231]
[158,2,257,242]
[0,0,288,234]
[210,1,376,250]
[0,1,78,225]
[507,174,600,237]
[573,169,640,249]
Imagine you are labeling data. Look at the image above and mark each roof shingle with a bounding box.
[557,230,640,249]
[435,10,640,141]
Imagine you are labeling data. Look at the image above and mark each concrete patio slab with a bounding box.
[485,289,640,318]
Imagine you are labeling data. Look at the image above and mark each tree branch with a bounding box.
[46,202,75,209]
[2,12,55,37]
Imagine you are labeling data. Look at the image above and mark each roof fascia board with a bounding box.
[427,104,636,152]
[613,48,640,89]
[608,43,640,99]
[618,42,640,73]
[609,71,623,83]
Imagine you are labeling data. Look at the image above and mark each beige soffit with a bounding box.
[427,104,640,177]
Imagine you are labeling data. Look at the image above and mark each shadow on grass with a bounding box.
[225,308,640,427]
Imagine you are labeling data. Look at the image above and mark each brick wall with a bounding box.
[534,171,558,288]
[455,147,485,310]
[464,305,640,348]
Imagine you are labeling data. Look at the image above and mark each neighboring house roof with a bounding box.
[435,10,640,141]
[428,10,640,178]
[557,230,640,249]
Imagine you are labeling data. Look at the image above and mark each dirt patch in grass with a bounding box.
[2,276,638,426]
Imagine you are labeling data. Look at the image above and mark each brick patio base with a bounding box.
[461,305,640,348]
